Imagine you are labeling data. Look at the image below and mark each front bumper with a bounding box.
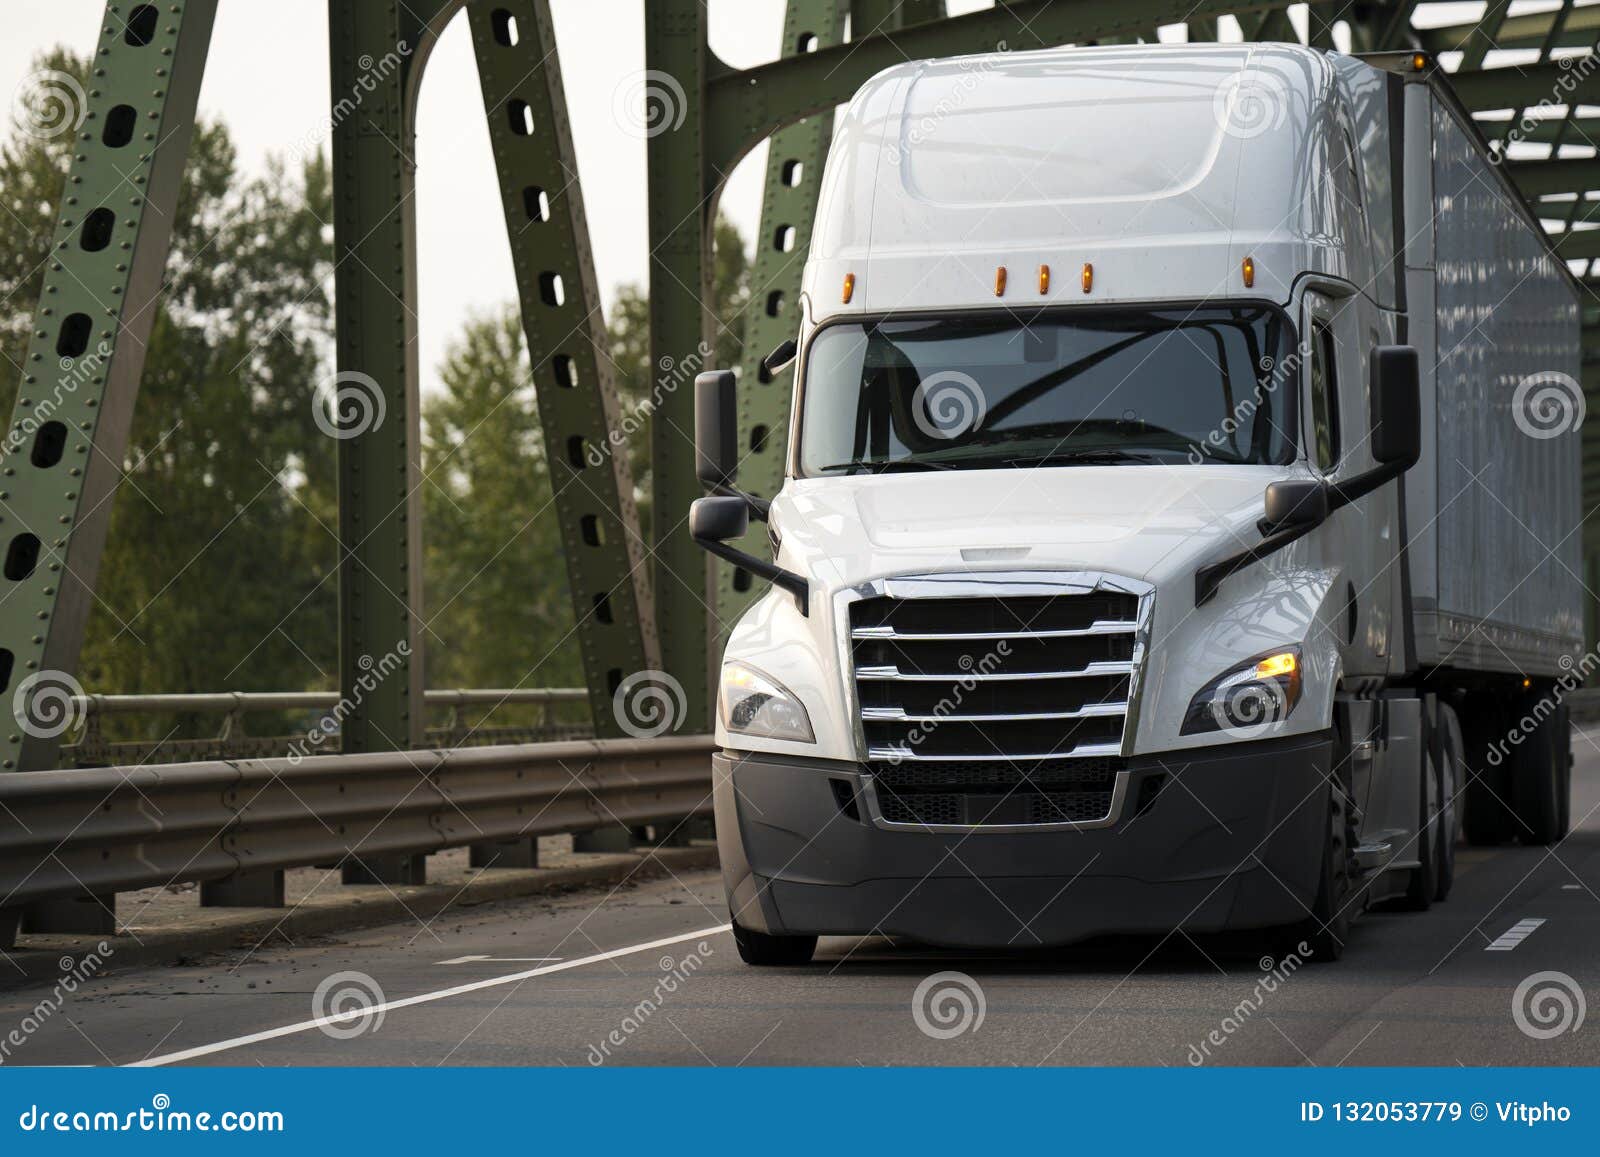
[714,732,1331,948]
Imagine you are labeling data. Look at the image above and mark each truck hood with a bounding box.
[774,465,1281,591]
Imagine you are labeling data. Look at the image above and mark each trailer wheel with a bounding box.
[1462,697,1517,846]
[732,917,817,966]
[1511,695,1567,847]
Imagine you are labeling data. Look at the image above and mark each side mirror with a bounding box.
[762,339,797,376]
[1370,345,1421,468]
[1262,479,1328,535]
[695,370,738,489]
[689,496,808,614]
[689,496,748,543]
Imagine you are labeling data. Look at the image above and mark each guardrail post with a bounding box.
[0,907,19,951]
[200,869,284,908]
[22,891,116,936]
[573,826,632,853]
[469,838,538,870]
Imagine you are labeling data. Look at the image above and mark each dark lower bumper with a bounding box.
[715,732,1331,948]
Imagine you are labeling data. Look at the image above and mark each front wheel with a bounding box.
[1289,732,1356,962]
[732,917,817,966]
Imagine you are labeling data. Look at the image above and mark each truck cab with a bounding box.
[690,43,1581,965]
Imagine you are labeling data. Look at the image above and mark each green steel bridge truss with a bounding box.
[6,0,1600,774]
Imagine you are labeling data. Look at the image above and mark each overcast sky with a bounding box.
[5,1,1489,394]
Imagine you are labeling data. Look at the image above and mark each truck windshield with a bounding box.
[798,306,1297,475]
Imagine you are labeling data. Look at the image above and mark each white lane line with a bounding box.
[434,955,564,965]
[131,923,732,1067]
[1485,917,1546,952]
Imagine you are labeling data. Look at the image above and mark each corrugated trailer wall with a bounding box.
[1414,92,1584,677]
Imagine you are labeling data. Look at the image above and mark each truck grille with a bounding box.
[849,579,1144,828]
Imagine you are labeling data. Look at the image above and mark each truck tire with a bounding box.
[1461,697,1517,845]
[1293,729,1356,962]
[1401,708,1440,911]
[732,917,817,966]
[1511,695,1567,846]
[1434,704,1463,902]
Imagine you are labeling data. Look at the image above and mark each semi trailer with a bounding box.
[688,43,1583,964]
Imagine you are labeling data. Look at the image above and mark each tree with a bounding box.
[0,51,338,705]
[421,307,579,691]
[607,212,751,537]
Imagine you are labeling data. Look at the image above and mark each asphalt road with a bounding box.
[4,728,1600,1067]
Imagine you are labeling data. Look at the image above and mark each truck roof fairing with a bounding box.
[804,43,1396,321]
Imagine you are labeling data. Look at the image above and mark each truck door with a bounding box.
[1303,288,1393,681]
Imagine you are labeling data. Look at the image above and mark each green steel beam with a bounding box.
[646,0,716,729]
[1458,0,1512,73]
[328,0,460,762]
[467,0,659,735]
[1556,229,1600,261]
[704,0,1344,176]
[1417,5,1600,55]
[714,0,849,660]
[0,0,218,772]
[1452,60,1600,111]
[1494,115,1600,147]
[1509,158,1600,198]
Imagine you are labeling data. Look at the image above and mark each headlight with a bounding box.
[1180,647,1302,738]
[718,662,815,743]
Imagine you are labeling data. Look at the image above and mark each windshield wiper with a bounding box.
[816,458,953,474]
[1000,448,1168,467]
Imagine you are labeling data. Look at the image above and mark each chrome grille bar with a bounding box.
[846,571,1151,830]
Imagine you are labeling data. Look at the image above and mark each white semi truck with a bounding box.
[688,43,1583,965]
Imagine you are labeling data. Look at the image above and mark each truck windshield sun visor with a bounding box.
[797,306,1298,476]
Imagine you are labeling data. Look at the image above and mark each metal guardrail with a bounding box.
[0,736,716,914]
[63,688,594,766]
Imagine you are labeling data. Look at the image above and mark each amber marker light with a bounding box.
[1242,255,1255,288]
[1038,264,1050,294]
[841,273,855,304]
[994,266,1008,297]
[1412,52,1428,72]
[1081,262,1093,294]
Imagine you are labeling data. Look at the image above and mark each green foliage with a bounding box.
[421,308,580,690]
[1,48,755,716]
[0,51,338,698]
